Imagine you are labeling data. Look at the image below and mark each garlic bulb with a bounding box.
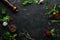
[3,22,8,26]
[38,0,44,4]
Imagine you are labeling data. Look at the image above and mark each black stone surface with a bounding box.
[0,0,60,40]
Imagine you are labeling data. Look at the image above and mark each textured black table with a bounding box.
[0,0,60,40]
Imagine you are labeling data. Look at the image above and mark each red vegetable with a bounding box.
[53,12,60,19]
[45,31,51,36]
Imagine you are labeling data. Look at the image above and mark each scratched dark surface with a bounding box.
[0,0,60,40]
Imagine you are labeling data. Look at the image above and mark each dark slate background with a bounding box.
[0,0,60,40]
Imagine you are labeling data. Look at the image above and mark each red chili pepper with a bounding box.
[45,31,51,36]
[53,12,60,19]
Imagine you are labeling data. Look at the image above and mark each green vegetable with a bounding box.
[2,16,10,22]
[51,20,60,24]
[11,34,17,40]
[20,0,32,6]
[2,8,6,14]
[58,5,60,8]
[51,33,57,38]
[45,4,58,15]
[34,0,39,4]
[46,3,50,9]
[5,32,17,40]
[51,20,60,22]
[0,18,3,22]
[50,29,57,38]
[50,29,55,33]
[0,16,10,22]
[5,32,11,40]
